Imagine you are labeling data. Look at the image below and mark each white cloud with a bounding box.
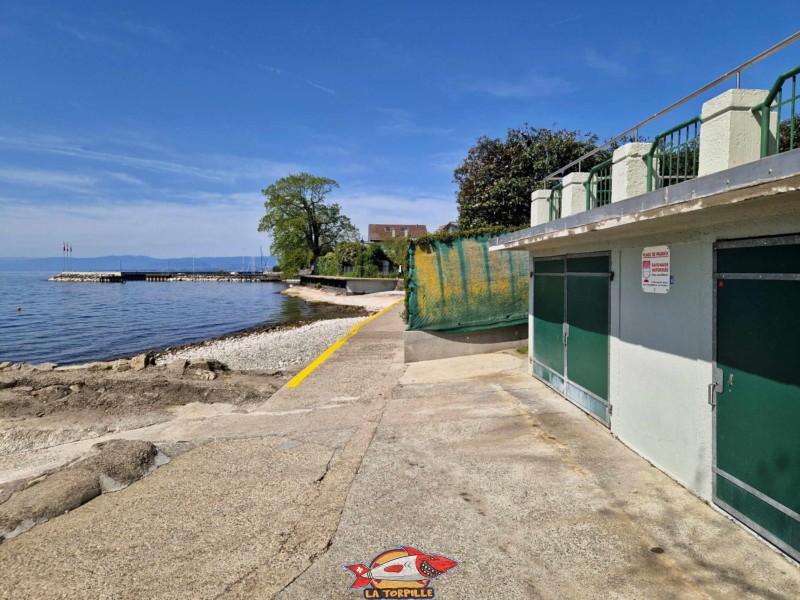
[0,132,304,184]
[105,172,147,186]
[464,73,572,99]
[0,168,99,192]
[53,22,125,48]
[585,49,628,78]
[122,21,176,47]
[0,195,268,257]
[0,184,458,257]
[375,108,452,136]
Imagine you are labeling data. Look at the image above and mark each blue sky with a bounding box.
[1,1,798,257]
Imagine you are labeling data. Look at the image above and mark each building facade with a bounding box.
[491,74,800,561]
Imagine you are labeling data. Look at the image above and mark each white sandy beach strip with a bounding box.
[157,317,366,371]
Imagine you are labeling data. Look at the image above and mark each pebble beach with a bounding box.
[156,316,367,371]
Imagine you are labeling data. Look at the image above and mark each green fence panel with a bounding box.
[406,235,528,333]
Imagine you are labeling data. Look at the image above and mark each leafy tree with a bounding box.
[454,126,604,229]
[258,173,359,276]
[333,241,364,268]
[316,242,389,278]
[315,252,339,276]
[779,115,800,153]
[382,238,410,272]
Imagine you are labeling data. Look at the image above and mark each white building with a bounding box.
[491,67,800,561]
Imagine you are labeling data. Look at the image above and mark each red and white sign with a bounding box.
[642,246,670,294]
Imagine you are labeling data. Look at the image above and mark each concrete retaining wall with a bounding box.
[346,279,402,294]
[404,323,527,363]
[299,275,400,294]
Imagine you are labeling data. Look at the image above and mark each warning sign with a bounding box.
[642,246,670,294]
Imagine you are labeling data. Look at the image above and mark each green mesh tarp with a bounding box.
[406,235,529,333]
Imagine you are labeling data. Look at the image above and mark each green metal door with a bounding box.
[533,258,565,394]
[566,256,610,423]
[533,254,610,425]
[714,236,800,561]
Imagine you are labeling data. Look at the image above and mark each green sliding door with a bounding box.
[715,236,800,561]
[533,254,610,424]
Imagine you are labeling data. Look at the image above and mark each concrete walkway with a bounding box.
[1,306,798,599]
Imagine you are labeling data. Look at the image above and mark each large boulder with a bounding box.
[189,359,227,372]
[166,359,188,374]
[0,469,101,540]
[87,362,113,371]
[130,353,154,371]
[80,440,159,485]
[0,440,162,541]
[112,359,131,372]
[192,370,217,381]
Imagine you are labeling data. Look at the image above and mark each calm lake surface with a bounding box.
[0,272,351,365]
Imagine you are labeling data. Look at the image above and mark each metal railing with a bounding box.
[752,65,800,157]
[548,184,563,221]
[543,31,800,183]
[584,158,613,209]
[644,116,702,192]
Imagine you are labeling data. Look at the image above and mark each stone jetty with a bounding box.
[49,271,283,283]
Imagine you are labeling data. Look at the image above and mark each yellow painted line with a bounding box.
[286,299,403,388]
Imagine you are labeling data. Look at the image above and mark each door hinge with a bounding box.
[608,404,613,415]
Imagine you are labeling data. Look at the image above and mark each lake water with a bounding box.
[0,272,353,365]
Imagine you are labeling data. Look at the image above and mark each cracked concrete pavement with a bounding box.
[1,305,799,599]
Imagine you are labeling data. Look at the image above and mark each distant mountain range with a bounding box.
[0,255,278,273]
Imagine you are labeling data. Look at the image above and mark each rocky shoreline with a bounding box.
[0,355,286,542]
[0,285,402,545]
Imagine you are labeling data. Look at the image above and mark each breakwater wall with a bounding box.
[50,272,283,283]
[298,275,401,294]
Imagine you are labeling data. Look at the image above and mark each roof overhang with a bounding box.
[490,149,800,253]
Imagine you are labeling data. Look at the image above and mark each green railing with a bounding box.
[548,183,563,221]
[751,64,800,157]
[584,158,613,210]
[644,116,702,192]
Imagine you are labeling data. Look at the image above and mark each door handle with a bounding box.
[709,366,723,407]
[708,382,718,406]
[563,323,569,346]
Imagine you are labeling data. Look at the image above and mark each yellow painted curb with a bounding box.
[285,299,403,388]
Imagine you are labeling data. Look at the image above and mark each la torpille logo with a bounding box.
[344,545,459,598]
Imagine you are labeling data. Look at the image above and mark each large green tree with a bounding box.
[454,126,604,229]
[258,173,359,275]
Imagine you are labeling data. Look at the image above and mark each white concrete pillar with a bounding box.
[698,89,771,177]
[530,189,550,226]
[611,142,650,202]
[560,172,590,218]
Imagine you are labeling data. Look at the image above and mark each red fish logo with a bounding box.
[344,545,458,598]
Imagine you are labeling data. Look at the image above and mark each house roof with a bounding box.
[367,224,428,241]
[436,221,459,233]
